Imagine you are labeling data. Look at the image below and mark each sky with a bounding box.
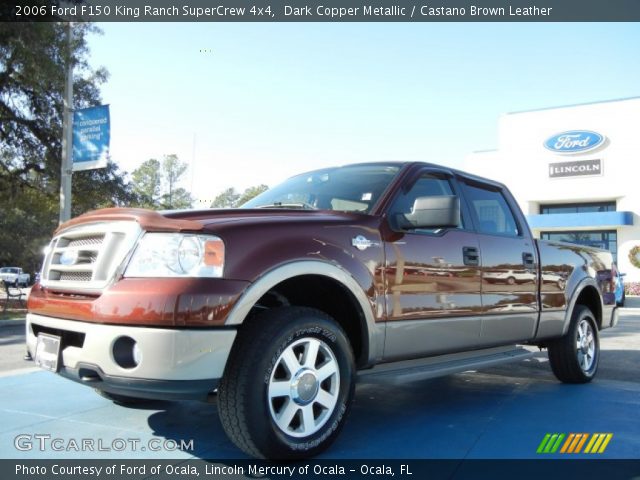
[87,22,640,207]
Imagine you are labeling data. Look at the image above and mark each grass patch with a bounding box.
[0,308,26,322]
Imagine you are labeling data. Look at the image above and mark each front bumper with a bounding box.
[26,313,237,400]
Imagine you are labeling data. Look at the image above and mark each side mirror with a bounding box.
[396,195,460,230]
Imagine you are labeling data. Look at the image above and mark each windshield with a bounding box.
[241,164,401,214]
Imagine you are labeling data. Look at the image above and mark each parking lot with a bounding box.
[1,303,639,460]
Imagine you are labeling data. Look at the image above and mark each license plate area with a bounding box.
[34,333,61,372]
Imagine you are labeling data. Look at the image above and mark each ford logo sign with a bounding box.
[544,130,605,154]
[59,250,79,266]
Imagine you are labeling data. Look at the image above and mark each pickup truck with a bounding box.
[0,267,30,287]
[26,162,618,459]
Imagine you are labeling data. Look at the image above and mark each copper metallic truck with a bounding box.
[27,162,618,459]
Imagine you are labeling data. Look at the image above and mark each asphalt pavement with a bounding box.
[0,302,639,460]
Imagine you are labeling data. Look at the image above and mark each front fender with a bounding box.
[224,260,384,365]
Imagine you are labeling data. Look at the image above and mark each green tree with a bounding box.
[160,154,192,209]
[210,185,268,208]
[210,187,240,208]
[237,184,268,206]
[0,23,133,271]
[131,154,193,210]
[164,186,193,210]
[131,159,161,208]
[72,160,136,216]
[0,24,113,193]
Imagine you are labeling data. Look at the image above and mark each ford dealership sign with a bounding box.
[544,130,605,154]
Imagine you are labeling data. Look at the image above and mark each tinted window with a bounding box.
[391,174,454,213]
[389,173,461,231]
[464,183,520,236]
[541,202,615,214]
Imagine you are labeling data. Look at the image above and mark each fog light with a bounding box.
[113,336,139,369]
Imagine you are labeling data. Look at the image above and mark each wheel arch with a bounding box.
[225,261,383,367]
[563,278,604,334]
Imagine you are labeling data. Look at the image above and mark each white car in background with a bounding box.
[0,267,30,287]
[484,269,535,285]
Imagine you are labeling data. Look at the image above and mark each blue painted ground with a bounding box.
[1,360,638,460]
[3,306,640,461]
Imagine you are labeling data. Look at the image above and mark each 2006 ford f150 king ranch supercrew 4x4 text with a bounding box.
[26,162,618,459]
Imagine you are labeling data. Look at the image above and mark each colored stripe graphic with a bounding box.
[550,434,565,453]
[564,433,587,453]
[537,433,565,453]
[537,434,552,454]
[575,434,589,453]
[539,433,613,454]
[585,433,614,454]
[560,433,575,453]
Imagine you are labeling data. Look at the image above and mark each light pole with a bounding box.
[59,22,74,224]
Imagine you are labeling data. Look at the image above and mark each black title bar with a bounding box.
[4,0,640,22]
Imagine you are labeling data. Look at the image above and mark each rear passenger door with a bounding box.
[460,180,539,344]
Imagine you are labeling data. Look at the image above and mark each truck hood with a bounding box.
[57,207,372,234]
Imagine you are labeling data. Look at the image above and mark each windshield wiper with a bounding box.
[255,202,317,210]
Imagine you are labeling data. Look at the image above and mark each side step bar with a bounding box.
[358,346,534,384]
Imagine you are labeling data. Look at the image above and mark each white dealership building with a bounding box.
[465,96,640,282]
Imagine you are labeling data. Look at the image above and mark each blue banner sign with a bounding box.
[543,130,604,154]
[72,105,110,171]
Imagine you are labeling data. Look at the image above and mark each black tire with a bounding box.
[95,389,151,405]
[218,306,355,460]
[548,305,599,383]
[506,276,516,285]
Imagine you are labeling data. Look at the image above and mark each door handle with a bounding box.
[522,252,535,270]
[463,246,479,266]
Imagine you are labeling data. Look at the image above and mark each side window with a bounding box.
[463,183,520,237]
[390,173,462,231]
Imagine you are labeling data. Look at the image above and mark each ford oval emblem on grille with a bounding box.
[544,130,605,154]
[60,250,79,266]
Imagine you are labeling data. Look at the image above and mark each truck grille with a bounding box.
[40,222,142,294]
[59,272,94,282]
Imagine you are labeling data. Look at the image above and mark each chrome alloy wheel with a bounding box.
[268,337,340,438]
[576,318,596,372]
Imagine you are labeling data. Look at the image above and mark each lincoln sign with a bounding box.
[549,159,602,178]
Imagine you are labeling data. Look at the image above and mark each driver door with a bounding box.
[382,170,483,361]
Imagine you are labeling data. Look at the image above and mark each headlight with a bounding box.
[124,233,225,278]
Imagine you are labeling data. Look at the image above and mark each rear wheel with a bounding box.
[548,305,599,383]
[218,306,355,459]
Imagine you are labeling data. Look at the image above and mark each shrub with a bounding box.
[625,282,640,296]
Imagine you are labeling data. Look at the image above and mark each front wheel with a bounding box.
[218,307,355,459]
[548,305,599,383]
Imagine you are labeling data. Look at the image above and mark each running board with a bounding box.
[358,346,534,384]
